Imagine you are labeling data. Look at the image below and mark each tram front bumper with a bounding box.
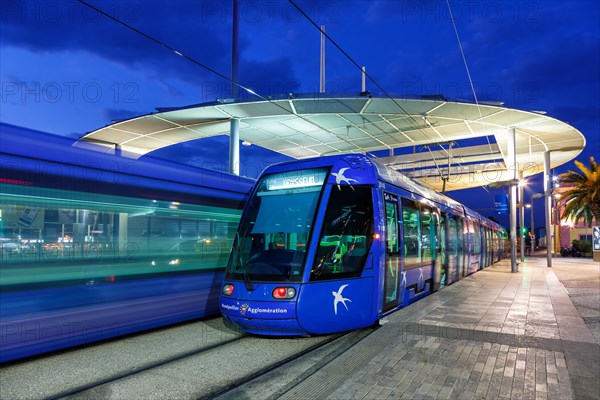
[220,298,307,336]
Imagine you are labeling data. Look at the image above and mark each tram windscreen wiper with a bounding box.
[238,257,255,292]
[231,232,255,291]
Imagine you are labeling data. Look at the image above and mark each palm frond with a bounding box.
[557,157,600,224]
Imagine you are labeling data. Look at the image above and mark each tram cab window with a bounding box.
[227,168,327,282]
[311,186,373,281]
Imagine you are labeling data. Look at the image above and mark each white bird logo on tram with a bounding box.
[332,284,352,315]
[332,168,358,190]
[400,271,407,289]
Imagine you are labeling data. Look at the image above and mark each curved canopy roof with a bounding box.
[78,95,585,192]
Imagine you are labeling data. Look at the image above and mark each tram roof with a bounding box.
[78,94,586,192]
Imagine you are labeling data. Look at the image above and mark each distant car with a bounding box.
[1,241,20,255]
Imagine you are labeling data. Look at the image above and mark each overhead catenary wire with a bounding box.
[445,0,496,158]
[423,145,445,184]
[76,0,364,155]
[445,0,498,199]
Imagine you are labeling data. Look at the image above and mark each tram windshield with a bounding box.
[226,168,328,282]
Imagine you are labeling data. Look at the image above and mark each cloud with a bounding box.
[143,137,233,177]
[553,106,600,124]
[1,1,230,82]
[365,0,440,24]
[2,0,598,203]
[145,136,290,178]
[501,35,600,88]
[239,57,300,96]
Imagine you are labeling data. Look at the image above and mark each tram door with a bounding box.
[433,211,446,291]
[446,215,459,285]
[382,193,400,311]
[458,217,467,277]
[486,229,492,266]
[420,206,436,268]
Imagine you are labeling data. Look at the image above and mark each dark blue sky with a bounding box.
[1,0,599,227]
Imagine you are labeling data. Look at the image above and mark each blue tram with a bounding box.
[220,154,508,335]
[0,123,253,362]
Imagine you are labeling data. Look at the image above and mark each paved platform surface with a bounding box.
[281,257,599,400]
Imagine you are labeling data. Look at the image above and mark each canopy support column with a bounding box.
[544,151,552,267]
[231,0,239,99]
[229,0,240,176]
[229,118,240,176]
[508,127,518,273]
[519,170,525,263]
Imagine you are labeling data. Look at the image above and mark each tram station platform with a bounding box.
[265,256,599,400]
[1,256,598,400]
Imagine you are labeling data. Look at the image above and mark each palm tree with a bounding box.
[558,156,600,227]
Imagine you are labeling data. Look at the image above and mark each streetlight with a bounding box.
[488,178,520,272]
[527,193,543,252]
[518,176,527,261]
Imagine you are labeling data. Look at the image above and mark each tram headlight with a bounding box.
[222,284,234,296]
[273,287,296,299]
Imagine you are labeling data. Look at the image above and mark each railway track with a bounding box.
[0,318,374,400]
[210,328,374,400]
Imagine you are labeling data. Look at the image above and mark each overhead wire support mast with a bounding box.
[442,141,454,193]
[320,25,326,93]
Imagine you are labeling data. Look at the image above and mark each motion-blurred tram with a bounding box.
[220,154,508,335]
[0,123,253,362]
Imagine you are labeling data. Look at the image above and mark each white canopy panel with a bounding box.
[79,96,585,192]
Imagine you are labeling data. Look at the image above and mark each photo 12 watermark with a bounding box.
[397,1,539,24]
[199,0,340,24]
[1,81,140,104]
[0,1,141,24]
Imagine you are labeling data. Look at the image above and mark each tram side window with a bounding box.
[447,216,458,255]
[420,207,435,262]
[311,186,374,281]
[385,201,399,254]
[401,200,421,267]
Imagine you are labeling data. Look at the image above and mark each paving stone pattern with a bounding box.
[330,338,573,400]
[317,259,599,400]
